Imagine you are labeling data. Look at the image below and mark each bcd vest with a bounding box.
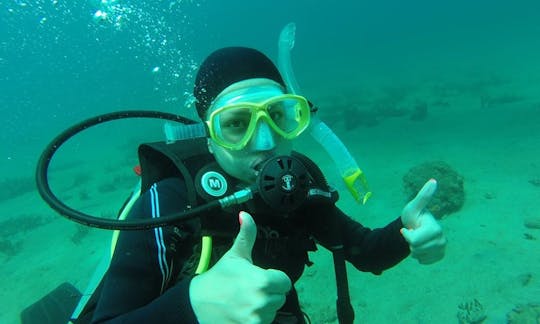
[137,137,339,282]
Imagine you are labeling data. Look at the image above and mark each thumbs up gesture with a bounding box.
[400,179,447,264]
[189,211,292,323]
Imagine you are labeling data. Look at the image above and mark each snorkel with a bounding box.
[279,22,362,324]
[278,23,372,204]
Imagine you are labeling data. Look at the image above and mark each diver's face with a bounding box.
[206,78,293,184]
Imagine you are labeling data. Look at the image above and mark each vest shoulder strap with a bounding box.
[137,138,212,205]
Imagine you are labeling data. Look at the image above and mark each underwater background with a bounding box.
[1,0,539,323]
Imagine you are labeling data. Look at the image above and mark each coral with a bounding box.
[517,273,533,287]
[480,93,524,108]
[343,106,380,130]
[98,182,117,193]
[70,224,90,245]
[0,213,54,238]
[529,178,540,187]
[409,101,428,121]
[373,102,408,118]
[66,172,91,190]
[506,303,540,324]
[0,176,36,202]
[0,238,21,257]
[524,217,540,229]
[0,213,55,257]
[79,189,90,201]
[327,87,434,130]
[457,298,487,324]
[483,192,495,200]
[402,161,465,219]
[341,103,413,130]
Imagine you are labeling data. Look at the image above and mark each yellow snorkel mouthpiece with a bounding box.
[343,168,372,205]
[309,114,372,204]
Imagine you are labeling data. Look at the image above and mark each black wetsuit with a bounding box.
[91,177,410,323]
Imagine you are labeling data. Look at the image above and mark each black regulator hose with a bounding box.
[34,110,223,230]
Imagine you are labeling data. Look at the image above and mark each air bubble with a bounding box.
[93,10,108,23]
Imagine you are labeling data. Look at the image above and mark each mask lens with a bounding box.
[267,98,307,134]
[213,106,253,146]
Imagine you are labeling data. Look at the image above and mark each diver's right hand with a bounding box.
[189,211,292,324]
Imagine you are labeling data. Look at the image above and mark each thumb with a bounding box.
[228,211,257,262]
[401,179,438,230]
[403,179,437,217]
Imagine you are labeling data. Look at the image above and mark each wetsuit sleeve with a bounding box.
[312,206,410,275]
[91,178,199,324]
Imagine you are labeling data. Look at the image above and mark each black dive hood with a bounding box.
[36,110,313,231]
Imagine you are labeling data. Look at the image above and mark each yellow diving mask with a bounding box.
[206,93,311,150]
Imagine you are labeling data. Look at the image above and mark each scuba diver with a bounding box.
[81,46,446,323]
[28,34,446,323]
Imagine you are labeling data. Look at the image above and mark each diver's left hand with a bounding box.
[400,179,447,264]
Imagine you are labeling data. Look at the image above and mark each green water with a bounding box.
[1,1,539,323]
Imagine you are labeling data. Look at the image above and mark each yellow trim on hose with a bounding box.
[110,180,142,258]
[195,236,213,274]
[110,181,213,275]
